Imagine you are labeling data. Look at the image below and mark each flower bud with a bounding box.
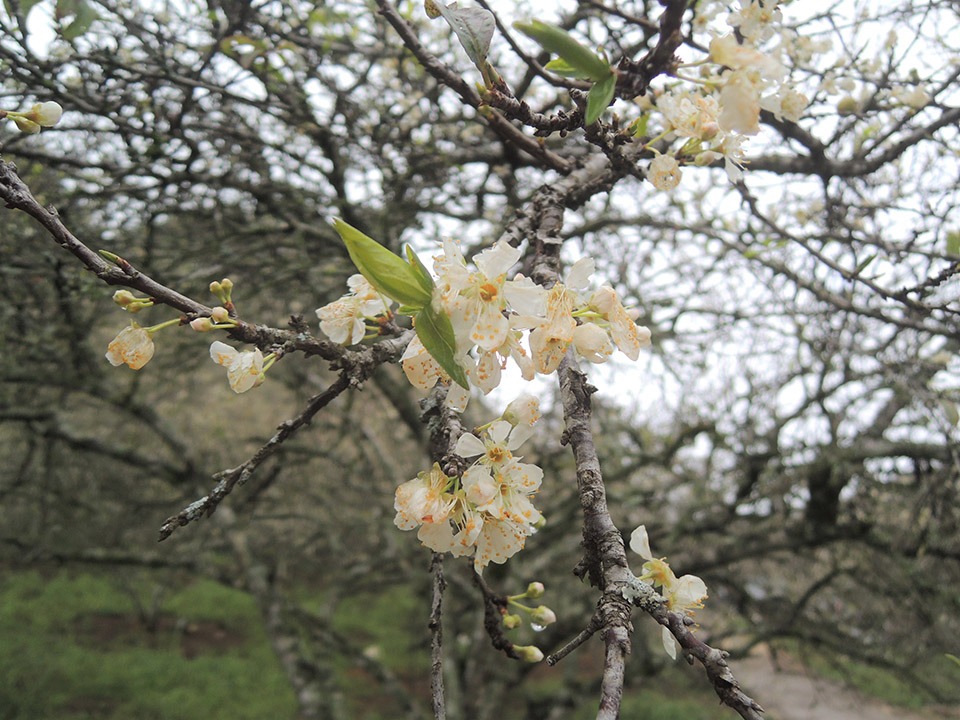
[514,645,544,663]
[211,306,230,323]
[209,281,223,295]
[219,278,234,292]
[525,581,545,599]
[28,101,63,127]
[530,606,557,628]
[695,150,722,167]
[113,290,136,307]
[502,614,522,629]
[190,317,214,332]
[503,394,541,428]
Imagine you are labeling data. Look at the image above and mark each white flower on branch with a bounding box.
[646,153,683,191]
[316,274,391,345]
[209,341,265,394]
[105,323,155,370]
[630,525,708,659]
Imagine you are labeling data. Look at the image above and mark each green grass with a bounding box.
[6,567,952,720]
[331,583,430,674]
[0,569,297,720]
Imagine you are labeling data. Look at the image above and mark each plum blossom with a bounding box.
[588,285,652,361]
[401,335,444,390]
[209,341,265,393]
[501,393,540,447]
[646,153,682,190]
[760,85,808,122]
[726,0,783,44]
[572,322,614,363]
[891,85,931,109]
[709,34,784,80]
[656,89,720,140]
[394,463,457,530]
[469,326,535,394]
[630,525,708,659]
[518,258,592,373]
[718,69,763,135]
[105,323,155,370]
[316,274,391,345]
[400,335,471,411]
[434,239,522,351]
[395,409,545,573]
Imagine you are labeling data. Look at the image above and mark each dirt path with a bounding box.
[729,652,959,720]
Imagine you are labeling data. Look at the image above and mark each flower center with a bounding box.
[486,445,508,464]
[479,282,499,303]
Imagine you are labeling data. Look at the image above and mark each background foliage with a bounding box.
[1,0,958,718]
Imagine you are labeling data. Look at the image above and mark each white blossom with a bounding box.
[646,153,683,191]
[105,324,155,370]
[209,341,264,393]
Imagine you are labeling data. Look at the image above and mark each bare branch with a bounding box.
[429,552,447,720]
[158,334,410,542]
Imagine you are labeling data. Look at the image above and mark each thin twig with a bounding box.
[473,570,521,660]
[546,613,602,665]
[374,1,573,173]
[158,372,353,540]
[0,157,351,361]
[429,552,447,720]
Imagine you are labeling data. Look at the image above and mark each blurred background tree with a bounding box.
[1,0,958,718]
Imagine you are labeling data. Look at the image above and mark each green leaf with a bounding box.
[415,304,469,389]
[333,219,432,309]
[428,2,495,68]
[405,245,436,298]
[854,253,877,274]
[629,114,650,138]
[513,20,611,82]
[59,0,98,39]
[946,231,960,257]
[544,57,582,78]
[584,73,616,125]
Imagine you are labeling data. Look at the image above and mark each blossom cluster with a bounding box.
[313,223,652,572]
[433,239,651,384]
[104,279,274,393]
[318,237,651,404]
[640,0,810,188]
[393,395,543,573]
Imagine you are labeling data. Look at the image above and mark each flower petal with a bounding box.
[630,525,653,560]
